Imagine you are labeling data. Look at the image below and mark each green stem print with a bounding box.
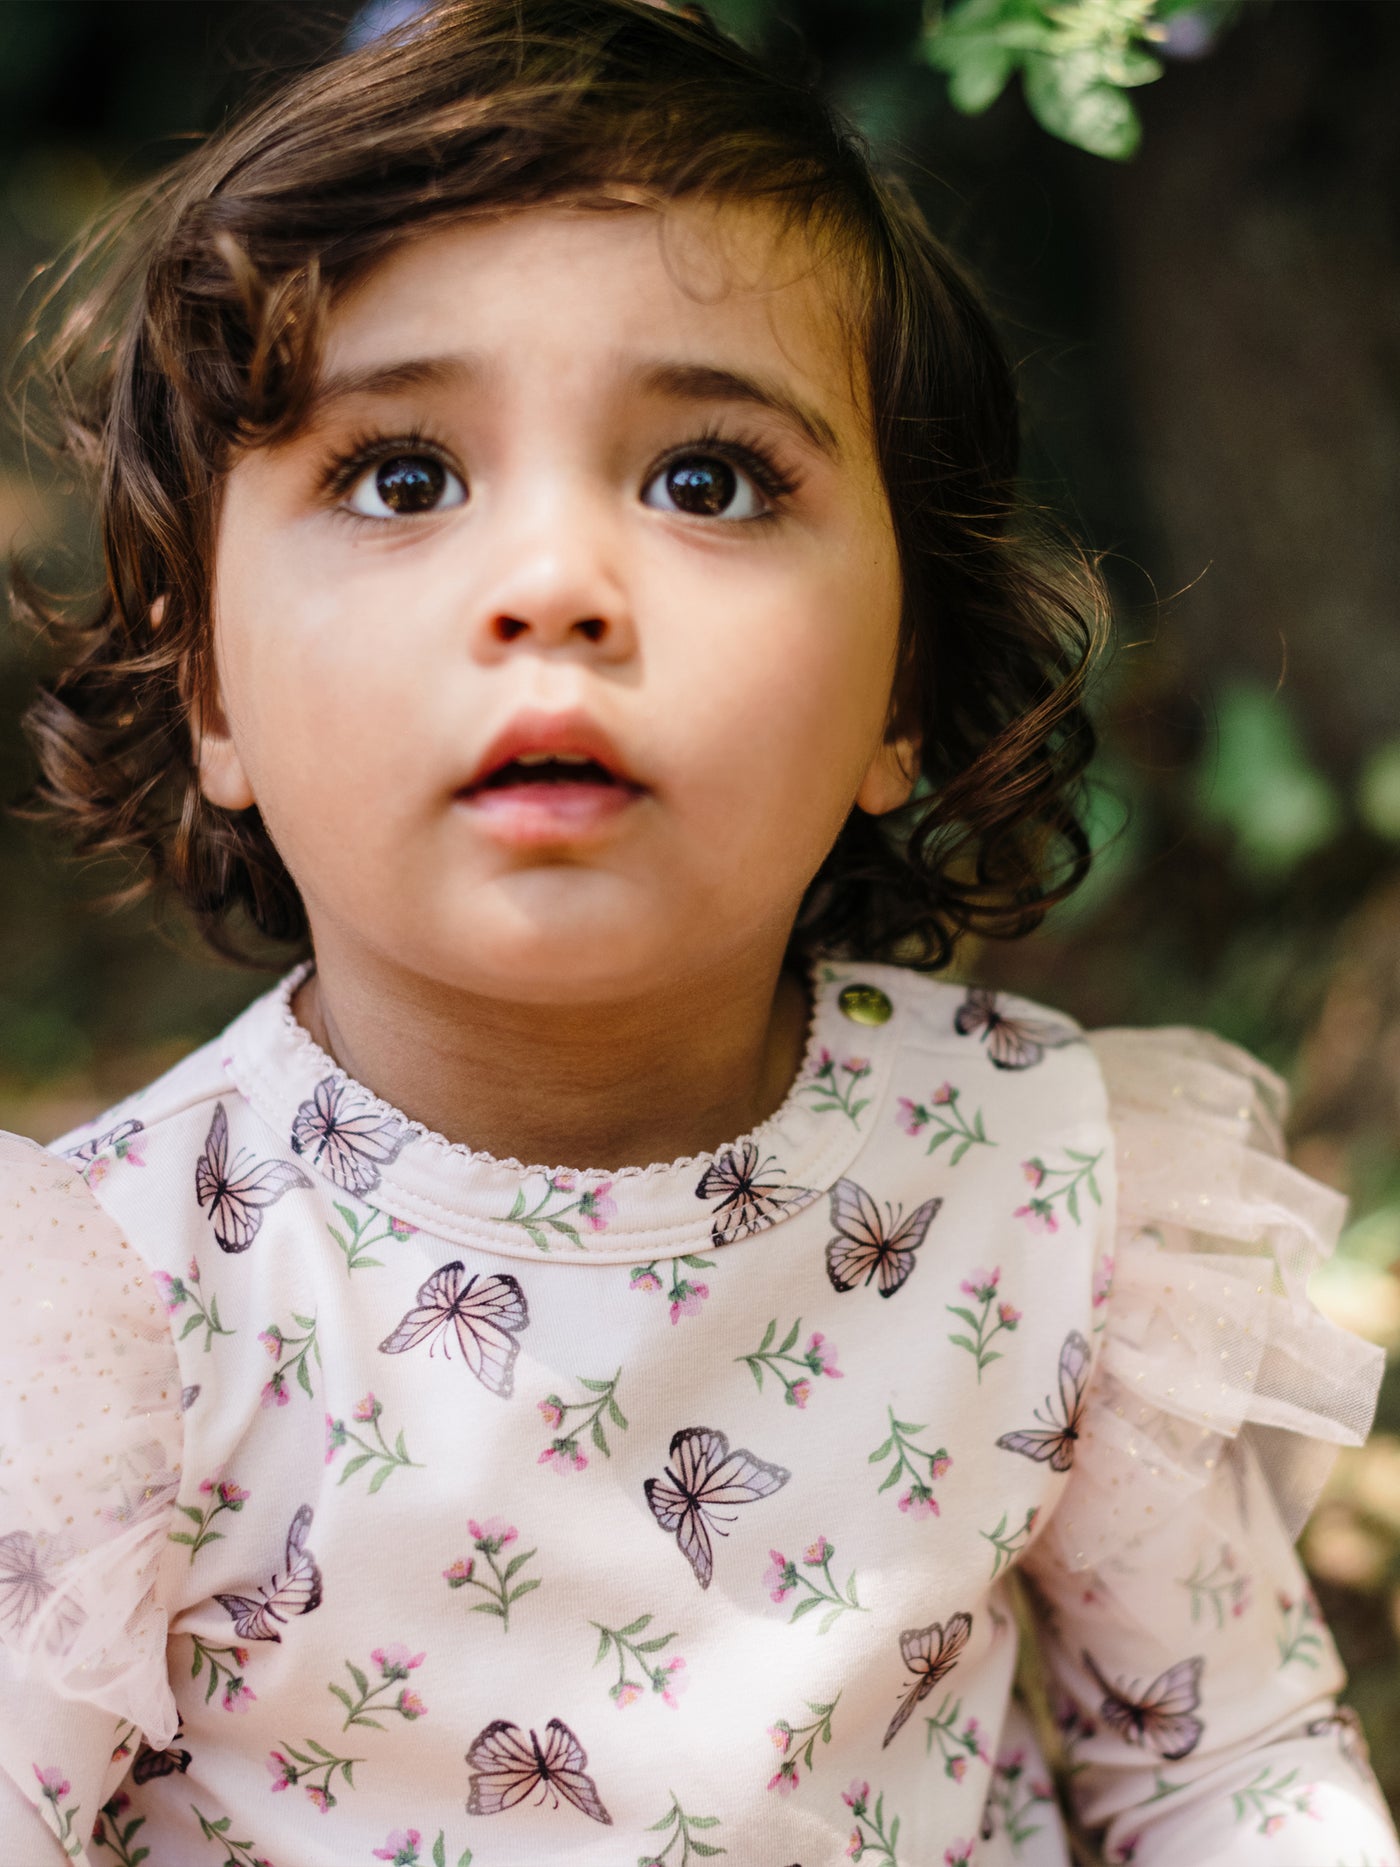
[373,1836,473,1867]
[1230,1764,1316,1834]
[1014,1149,1103,1234]
[329,1645,428,1730]
[153,1260,233,1353]
[641,1793,726,1863]
[765,1694,840,1794]
[92,1794,148,1866]
[946,1267,1021,1380]
[328,1200,415,1273]
[981,1507,1038,1579]
[444,1517,540,1632]
[1180,1545,1250,1628]
[762,1536,866,1633]
[868,1407,952,1517]
[841,1781,901,1864]
[924,1695,986,1781]
[983,1751,1055,1850]
[257,1313,320,1406]
[192,1805,272,1864]
[1276,1591,1324,1669]
[169,1479,250,1561]
[591,1613,687,1708]
[326,1393,420,1493]
[737,1318,842,1409]
[630,1254,714,1324]
[34,1767,82,1859]
[265,1739,362,1812]
[538,1369,627,1470]
[190,1634,256,1712]
[796,1050,873,1124]
[896,1083,993,1163]
[496,1171,617,1250]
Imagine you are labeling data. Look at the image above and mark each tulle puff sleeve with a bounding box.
[1022,1028,1399,1864]
[0,1131,183,1747]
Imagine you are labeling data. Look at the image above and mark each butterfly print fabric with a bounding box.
[0,961,1393,1867]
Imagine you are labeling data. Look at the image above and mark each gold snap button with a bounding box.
[838,983,893,1026]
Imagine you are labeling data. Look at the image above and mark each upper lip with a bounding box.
[458,711,643,793]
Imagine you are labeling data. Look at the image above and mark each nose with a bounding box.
[470,479,637,664]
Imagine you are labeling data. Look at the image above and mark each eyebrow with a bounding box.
[302,352,842,459]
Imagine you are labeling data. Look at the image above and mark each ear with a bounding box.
[855,731,920,817]
[180,634,256,812]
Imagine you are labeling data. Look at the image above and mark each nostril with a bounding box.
[575,617,606,644]
[494,616,528,643]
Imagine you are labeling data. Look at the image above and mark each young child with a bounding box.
[1,3,1395,1863]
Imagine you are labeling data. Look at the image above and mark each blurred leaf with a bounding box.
[1197,682,1343,880]
[1358,740,1400,844]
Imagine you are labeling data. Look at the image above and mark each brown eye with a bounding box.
[346,453,465,518]
[644,452,763,521]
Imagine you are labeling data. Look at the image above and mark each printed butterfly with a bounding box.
[0,1530,76,1643]
[883,1611,974,1748]
[465,1717,611,1824]
[215,1504,322,1642]
[66,1117,144,1179]
[953,988,1077,1072]
[194,1102,311,1254]
[379,1261,529,1398]
[1083,1650,1204,1761]
[825,1178,942,1298]
[695,1142,812,1247]
[132,1739,192,1784]
[291,1076,411,1197]
[996,1329,1092,1473]
[645,1425,789,1589]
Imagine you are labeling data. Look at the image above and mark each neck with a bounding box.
[292,946,811,1173]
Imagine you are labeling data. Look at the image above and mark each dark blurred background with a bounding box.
[1,0,1398,1812]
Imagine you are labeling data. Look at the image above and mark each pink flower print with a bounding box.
[842,1779,870,1812]
[397,1688,427,1719]
[895,1096,926,1137]
[788,1377,813,1410]
[353,1392,380,1423]
[767,1721,792,1754]
[443,1557,475,1587]
[223,1680,257,1713]
[997,1301,1022,1328]
[612,1680,645,1709]
[898,1483,940,1519]
[948,1753,967,1782]
[387,1216,416,1239]
[538,1442,588,1473]
[931,1082,954,1105]
[803,1536,833,1567]
[372,1644,425,1679]
[217,1481,249,1508]
[930,1453,952,1481]
[152,1270,182,1313]
[374,1833,423,1865]
[1093,1254,1115,1306]
[659,1657,688,1708]
[468,1518,517,1551]
[325,1414,346,1463]
[764,1550,797,1602]
[846,1831,863,1860]
[187,1257,201,1283]
[767,1764,799,1796]
[842,1057,870,1077]
[630,1267,663,1293]
[538,1396,565,1429]
[266,1751,293,1792]
[551,1170,577,1194]
[945,1844,975,1867]
[260,1379,290,1409]
[1110,1837,1140,1865]
[805,1332,843,1379]
[960,1267,999,1299]
[258,1327,282,1357]
[578,1181,617,1232]
[1021,1159,1046,1190]
[1014,1200,1058,1235]
[33,1766,69,1800]
[306,1784,333,1813]
[668,1281,709,1325]
[86,1155,112,1187]
[1260,1815,1286,1837]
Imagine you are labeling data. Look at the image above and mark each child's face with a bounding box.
[202,201,910,1006]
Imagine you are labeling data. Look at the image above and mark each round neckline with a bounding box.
[223,957,904,1263]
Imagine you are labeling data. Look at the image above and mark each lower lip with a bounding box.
[454,781,642,845]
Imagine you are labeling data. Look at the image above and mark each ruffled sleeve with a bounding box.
[1021,1028,1399,1865]
[0,1131,183,1860]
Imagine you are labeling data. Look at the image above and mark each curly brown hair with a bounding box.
[11,0,1106,971]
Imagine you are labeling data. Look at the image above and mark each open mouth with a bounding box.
[470,752,624,792]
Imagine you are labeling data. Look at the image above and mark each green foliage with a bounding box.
[1197,682,1342,880]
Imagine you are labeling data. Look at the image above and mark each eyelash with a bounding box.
[314,421,804,522]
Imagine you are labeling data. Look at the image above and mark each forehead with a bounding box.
[318,199,870,436]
